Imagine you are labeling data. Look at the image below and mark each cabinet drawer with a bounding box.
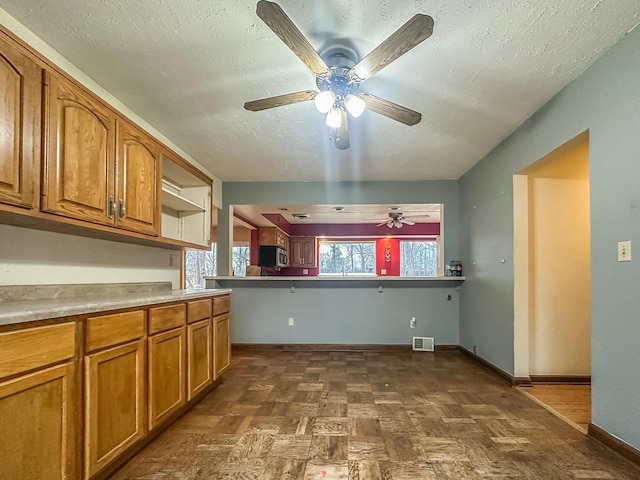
[86,310,145,352]
[187,299,211,324]
[0,323,76,378]
[212,295,230,316]
[149,303,186,334]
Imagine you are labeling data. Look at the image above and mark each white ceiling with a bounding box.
[2,1,639,182]
[233,203,441,227]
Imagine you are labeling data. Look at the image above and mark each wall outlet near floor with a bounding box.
[288,317,294,326]
[618,240,632,262]
[410,317,416,328]
[303,269,308,275]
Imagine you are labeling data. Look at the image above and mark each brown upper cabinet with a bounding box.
[0,35,41,210]
[259,227,288,248]
[289,236,317,268]
[42,73,161,236]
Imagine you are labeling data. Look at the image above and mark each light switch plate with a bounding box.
[618,241,632,262]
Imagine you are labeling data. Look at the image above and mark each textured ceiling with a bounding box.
[2,0,639,182]
[234,203,442,227]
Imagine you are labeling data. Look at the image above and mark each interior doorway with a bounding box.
[513,131,591,431]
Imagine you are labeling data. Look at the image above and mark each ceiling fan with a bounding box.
[374,212,430,229]
[244,1,434,150]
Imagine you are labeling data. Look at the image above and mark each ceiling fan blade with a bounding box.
[360,93,422,126]
[400,218,416,225]
[376,221,388,227]
[244,90,317,111]
[402,214,430,219]
[351,14,434,81]
[330,109,350,150]
[256,1,329,75]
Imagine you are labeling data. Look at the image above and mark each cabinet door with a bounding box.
[258,227,276,246]
[290,237,316,267]
[43,74,116,226]
[213,313,231,379]
[188,319,212,400]
[148,327,186,430]
[85,339,146,479]
[115,120,160,235]
[0,36,41,210]
[289,238,303,267]
[0,363,77,480]
[301,237,317,267]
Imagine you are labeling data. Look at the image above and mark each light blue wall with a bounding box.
[460,28,640,449]
[218,180,460,275]
[224,283,460,345]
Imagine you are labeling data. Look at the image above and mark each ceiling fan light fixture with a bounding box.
[345,94,366,118]
[314,90,335,113]
[325,107,342,128]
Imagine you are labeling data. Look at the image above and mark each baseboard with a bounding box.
[232,343,459,353]
[588,423,640,468]
[459,347,531,386]
[530,375,591,384]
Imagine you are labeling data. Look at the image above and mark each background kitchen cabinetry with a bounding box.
[0,34,41,211]
[43,74,161,236]
[259,226,288,248]
[289,236,317,268]
[0,323,78,480]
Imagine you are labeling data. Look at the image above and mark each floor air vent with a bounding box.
[412,336,435,352]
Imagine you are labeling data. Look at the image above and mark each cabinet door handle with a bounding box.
[108,195,116,218]
[118,199,126,219]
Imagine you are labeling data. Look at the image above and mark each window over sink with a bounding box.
[318,241,376,276]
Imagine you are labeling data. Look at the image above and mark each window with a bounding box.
[400,240,438,277]
[184,244,250,285]
[232,246,250,277]
[184,244,217,289]
[319,241,376,275]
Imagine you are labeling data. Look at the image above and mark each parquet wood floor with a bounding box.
[113,350,639,479]
[517,385,591,433]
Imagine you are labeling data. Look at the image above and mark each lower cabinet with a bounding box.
[214,313,231,379]
[188,318,213,400]
[0,362,77,480]
[148,326,186,429]
[1,293,230,480]
[84,339,146,479]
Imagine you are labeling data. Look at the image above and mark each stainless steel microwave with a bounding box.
[258,245,287,268]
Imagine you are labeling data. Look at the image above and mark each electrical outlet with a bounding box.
[169,254,176,266]
[288,317,294,326]
[410,316,416,328]
[381,268,387,275]
[303,269,308,275]
[618,241,632,262]
[473,345,477,354]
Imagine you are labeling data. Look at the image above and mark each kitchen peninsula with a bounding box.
[206,275,464,348]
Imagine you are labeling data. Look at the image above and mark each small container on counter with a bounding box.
[446,261,463,276]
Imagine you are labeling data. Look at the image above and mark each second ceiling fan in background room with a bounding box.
[244,1,434,149]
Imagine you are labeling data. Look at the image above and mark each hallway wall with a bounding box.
[459,26,640,450]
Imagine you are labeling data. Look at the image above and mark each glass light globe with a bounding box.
[345,94,366,118]
[325,108,342,128]
[314,90,335,113]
